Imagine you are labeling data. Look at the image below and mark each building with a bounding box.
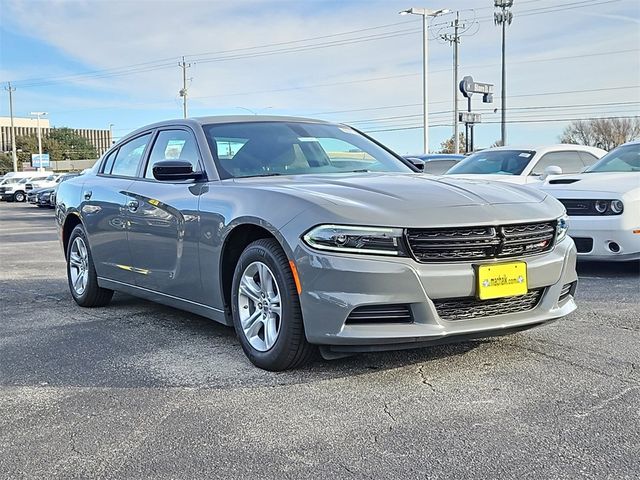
[0,117,112,158]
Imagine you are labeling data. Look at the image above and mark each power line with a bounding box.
[363,115,639,133]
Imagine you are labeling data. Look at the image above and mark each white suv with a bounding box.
[0,173,52,202]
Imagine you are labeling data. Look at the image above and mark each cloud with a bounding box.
[2,0,639,151]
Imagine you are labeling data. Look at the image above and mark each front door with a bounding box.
[81,133,153,283]
[126,128,205,301]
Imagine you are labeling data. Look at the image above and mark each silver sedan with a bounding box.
[55,116,577,370]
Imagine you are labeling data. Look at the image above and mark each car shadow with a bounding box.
[1,278,488,390]
[577,260,640,278]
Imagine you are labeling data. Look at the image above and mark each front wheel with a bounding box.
[66,224,114,307]
[231,238,315,371]
[13,191,25,202]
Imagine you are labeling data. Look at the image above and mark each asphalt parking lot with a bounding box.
[1,201,638,480]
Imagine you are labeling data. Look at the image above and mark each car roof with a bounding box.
[478,144,606,154]
[118,115,339,145]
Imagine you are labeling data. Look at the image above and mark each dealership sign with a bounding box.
[32,153,50,167]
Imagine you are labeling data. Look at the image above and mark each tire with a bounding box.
[13,191,25,202]
[231,238,315,371]
[66,224,114,307]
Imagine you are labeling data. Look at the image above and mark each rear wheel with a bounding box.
[231,238,315,371]
[13,191,25,202]
[66,224,113,307]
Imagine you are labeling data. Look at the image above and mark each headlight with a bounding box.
[594,200,608,213]
[303,224,406,256]
[556,214,569,244]
[610,200,624,214]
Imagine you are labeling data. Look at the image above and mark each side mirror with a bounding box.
[540,165,562,180]
[407,157,425,171]
[152,160,204,181]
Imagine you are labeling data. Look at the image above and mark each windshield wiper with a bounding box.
[349,169,371,173]
[242,172,282,178]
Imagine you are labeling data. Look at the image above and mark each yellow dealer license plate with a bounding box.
[476,262,528,300]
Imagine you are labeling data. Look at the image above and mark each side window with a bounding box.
[578,151,599,168]
[110,133,152,177]
[531,151,584,175]
[101,149,118,174]
[145,130,201,179]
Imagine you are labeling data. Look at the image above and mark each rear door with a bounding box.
[126,127,206,301]
[81,133,152,283]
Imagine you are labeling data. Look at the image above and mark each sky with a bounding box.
[0,0,639,155]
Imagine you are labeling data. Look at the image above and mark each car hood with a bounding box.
[230,173,561,227]
[234,172,546,206]
[540,172,640,194]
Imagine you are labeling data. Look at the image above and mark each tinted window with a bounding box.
[145,130,201,179]
[110,134,151,177]
[102,150,117,174]
[532,151,583,175]
[202,122,411,179]
[447,150,535,175]
[586,143,640,173]
[578,151,600,167]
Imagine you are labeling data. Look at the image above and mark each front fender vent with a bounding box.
[346,304,413,324]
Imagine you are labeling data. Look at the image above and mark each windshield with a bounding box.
[585,143,640,173]
[446,150,536,175]
[203,121,412,179]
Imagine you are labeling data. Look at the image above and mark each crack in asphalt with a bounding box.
[417,365,437,392]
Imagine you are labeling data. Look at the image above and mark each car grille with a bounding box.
[405,221,556,262]
[433,289,543,321]
[345,304,413,324]
[572,237,593,253]
[559,282,577,301]
[25,183,34,191]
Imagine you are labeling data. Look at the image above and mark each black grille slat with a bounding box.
[434,290,543,321]
[406,221,556,262]
[346,305,412,324]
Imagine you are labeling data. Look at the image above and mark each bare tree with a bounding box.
[559,117,640,150]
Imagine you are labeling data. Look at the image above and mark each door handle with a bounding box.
[83,190,92,200]
[126,200,139,213]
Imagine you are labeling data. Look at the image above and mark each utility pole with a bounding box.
[178,56,192,119]
[5,83,18,172]
[495,0,514,146]
[442,12,462,154]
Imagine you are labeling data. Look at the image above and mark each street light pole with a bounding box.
[30,112,47,171]
[494,0,513,146]
[400,7,450,154]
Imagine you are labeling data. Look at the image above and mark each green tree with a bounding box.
[14,127,98,163]
[0,153,14,174]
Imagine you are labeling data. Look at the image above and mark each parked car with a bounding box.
[445,144,607,184]
[27,187,56,208]
[25,174,62,192]
[56,116,577,370]
[403,154,465,175]
[1,171,54,182]
[0,173,52,202]
[539,141,640,261]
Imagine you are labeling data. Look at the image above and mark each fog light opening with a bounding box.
[607,242,621,253]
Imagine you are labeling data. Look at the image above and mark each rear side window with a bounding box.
[578,151,599,167]
[145,129,201,179]
[102,150,117,174]
[110,134,152,177]
[532,151,583,175]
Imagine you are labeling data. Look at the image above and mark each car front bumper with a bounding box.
[567,215,640,261]
[294,237,577,347]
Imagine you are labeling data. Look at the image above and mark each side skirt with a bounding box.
[97,277,231,326]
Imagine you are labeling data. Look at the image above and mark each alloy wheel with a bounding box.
[69,237,89,296]
[237,261,282,352]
